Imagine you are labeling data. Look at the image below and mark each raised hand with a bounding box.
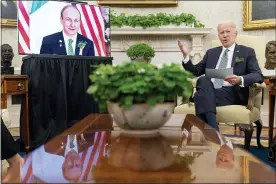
[177,39,190,58]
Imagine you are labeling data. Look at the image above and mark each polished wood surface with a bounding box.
[21,114,275,183]
[264,76,276,146]
[1,75,30,153]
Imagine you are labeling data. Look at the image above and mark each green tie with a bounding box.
[69,135,75,148]
[68,39,74,55]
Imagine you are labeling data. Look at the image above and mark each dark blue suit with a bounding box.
[182,44,263,131]
[40,31,95,56]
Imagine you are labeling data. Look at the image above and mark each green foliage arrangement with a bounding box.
[87,62,194,112]
[110,12,205,29]
[126,42,155,60]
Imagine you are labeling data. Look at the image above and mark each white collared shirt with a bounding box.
[182,43,244,87]
[64,135,79,156]
[216,131,234,150]
[62,31,77,55]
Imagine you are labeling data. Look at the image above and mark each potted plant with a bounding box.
[126,42,155,63]
[87,62,193,131]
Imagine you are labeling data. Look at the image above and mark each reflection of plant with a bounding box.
[93,156,196,183]
[110,12,205,29]
[175,152,203,165]
[126,42,155,60]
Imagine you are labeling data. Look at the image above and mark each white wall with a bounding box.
[2,1,275,68]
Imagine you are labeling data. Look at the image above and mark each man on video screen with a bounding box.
[40,5,95,56]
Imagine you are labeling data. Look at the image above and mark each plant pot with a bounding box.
[107,102,175,131]
[130,56,151,63]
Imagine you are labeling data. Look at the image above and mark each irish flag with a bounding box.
[30,1,48,14]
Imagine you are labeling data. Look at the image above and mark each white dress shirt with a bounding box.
[64,135,79,156]
[182,128,233,150]
[32,135,79,182]
[62,31,77,55]
[182,43,244,87]
[216,131,234,150]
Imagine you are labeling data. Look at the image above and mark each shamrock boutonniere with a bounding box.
[235,57,244,63]
[77,41,87,55]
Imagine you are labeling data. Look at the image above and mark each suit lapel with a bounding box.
[210,46,223,69]
[75,34,81,56]
[231,44,240,67]
[58,31,67,55]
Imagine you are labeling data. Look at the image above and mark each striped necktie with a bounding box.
[69,135,75,148]
[213,49,229,89]
[68,39,74,55]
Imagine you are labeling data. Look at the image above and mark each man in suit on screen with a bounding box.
[40,5,95,56]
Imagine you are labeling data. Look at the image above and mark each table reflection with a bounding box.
[93,133,196,183]
[21,131,108,183]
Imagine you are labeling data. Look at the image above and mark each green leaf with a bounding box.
[163,79,176,88]
[87,85,98,94]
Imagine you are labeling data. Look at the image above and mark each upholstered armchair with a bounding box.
[174,35,267,150]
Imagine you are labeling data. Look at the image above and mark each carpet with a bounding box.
[224,134,276,171]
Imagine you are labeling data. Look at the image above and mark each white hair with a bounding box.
[217,21,237,31]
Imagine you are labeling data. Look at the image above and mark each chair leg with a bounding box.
[239,124,254,150]
[234,124,237,131]
[254,120,264,148]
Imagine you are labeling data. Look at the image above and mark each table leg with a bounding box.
[1,93,7,109]
[268,94,275,146]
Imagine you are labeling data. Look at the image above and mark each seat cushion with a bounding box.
[174,104,260,124]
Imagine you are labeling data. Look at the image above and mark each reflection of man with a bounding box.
[178,21,263,131]
[32,133,94,182]
[40,5,95,56]
[180,114,234,169]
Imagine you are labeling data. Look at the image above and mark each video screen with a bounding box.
[17,0,111,56]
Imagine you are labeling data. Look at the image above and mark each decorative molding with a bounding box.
[111,27,212,56]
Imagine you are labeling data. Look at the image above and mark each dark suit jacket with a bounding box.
[44,133,95,156]
[182,44,264,102]
[40,31,95,56]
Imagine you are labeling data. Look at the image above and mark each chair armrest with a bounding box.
[188,78,197,88]
[247,82,266,111]
[252,82,266,89]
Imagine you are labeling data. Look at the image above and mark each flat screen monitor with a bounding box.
[17,0,111,57]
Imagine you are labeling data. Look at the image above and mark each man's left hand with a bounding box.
[224,75,241,85]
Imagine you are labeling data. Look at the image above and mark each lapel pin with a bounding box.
[59,40,62,43]
[60,44,62,47]
[236,50,239,52]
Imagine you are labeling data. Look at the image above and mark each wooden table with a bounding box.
[21,114,276,183]
[264,76,276,146]
[1,75,30,153]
